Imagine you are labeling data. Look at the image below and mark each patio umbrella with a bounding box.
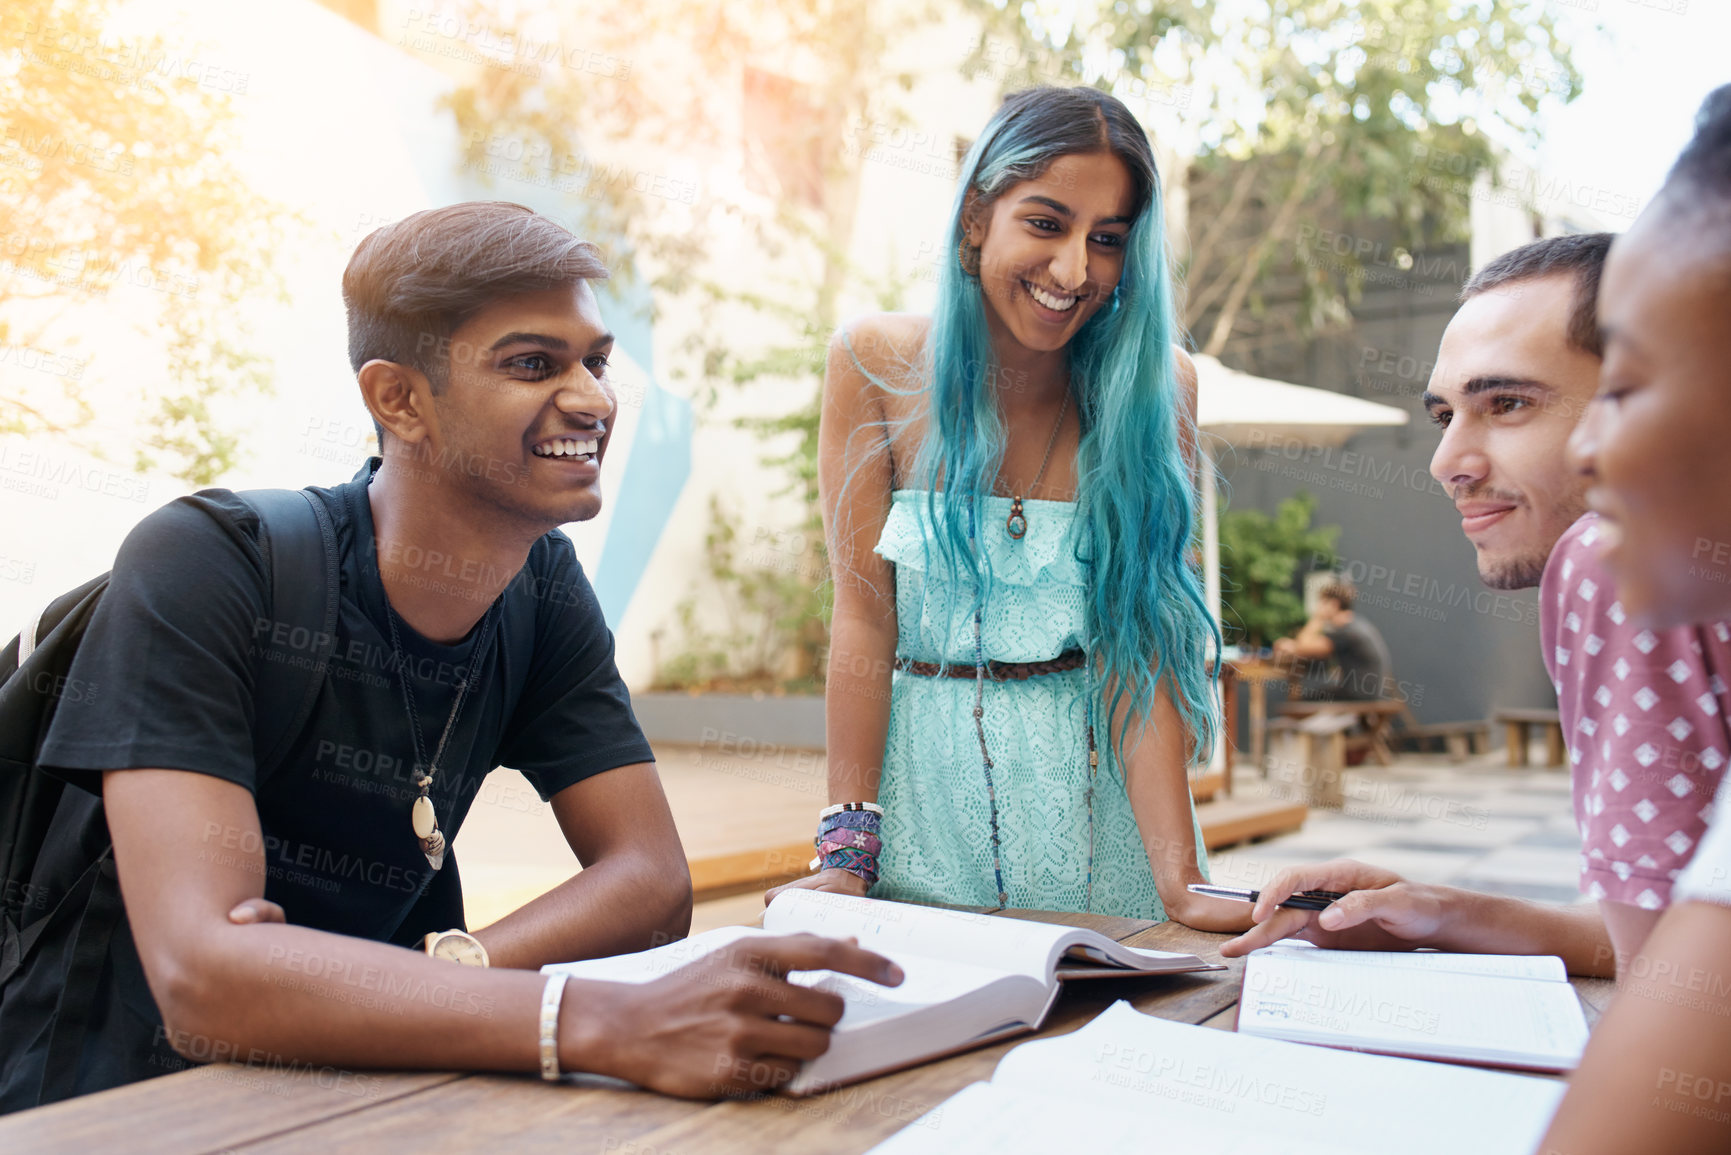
[1191,353,1410,628]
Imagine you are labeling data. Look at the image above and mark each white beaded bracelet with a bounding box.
[818,801,884,818]
[539,974,567,1081]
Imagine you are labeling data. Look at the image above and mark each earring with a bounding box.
[957,238,981,279]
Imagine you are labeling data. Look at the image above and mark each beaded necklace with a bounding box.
[965,502,1101,912]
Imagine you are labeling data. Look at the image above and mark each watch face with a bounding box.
[430,933,489,967]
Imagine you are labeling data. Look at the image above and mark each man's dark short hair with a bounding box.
[1318,581,1356,611]
[343,202,609,397]
[1460,233,1613,359]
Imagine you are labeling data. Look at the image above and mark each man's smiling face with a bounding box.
[1423,273,1603,589]
[421,279,619,532]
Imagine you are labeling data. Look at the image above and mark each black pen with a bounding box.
[1187,883,1348,912]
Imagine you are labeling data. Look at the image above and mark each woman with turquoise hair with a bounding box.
[770,86,1251,928]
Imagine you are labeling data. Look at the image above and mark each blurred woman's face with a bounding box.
[967,150,1137,356]
[1566,203,1731,627]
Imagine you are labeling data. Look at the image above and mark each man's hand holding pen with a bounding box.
[1217,859,1456,957]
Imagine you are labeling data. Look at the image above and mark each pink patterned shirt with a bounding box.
[1541,514,1731,909]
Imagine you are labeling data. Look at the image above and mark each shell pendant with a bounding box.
[411,792,446,872]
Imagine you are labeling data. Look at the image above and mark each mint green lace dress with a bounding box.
[868,489,1209,919]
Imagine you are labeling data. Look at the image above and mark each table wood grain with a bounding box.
[0,1067,465,1154]
[0,915,1610,1155]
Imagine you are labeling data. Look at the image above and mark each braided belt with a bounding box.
[894,647,1087,682]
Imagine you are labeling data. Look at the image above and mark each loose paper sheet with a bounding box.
[867,1002,1565,1155]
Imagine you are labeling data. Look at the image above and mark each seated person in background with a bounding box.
[1272,581,1392,702]
[1542,84,1731,1155]
[1223,229,1729,978]
[0,202,898,1113]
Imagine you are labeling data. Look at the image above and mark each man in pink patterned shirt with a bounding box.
[1540,516,1731,916]
[1225,233,1730,977]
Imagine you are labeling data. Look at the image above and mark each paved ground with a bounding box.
[1213,749,1582,905]
[452,740,1584,939]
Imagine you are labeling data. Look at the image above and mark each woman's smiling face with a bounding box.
[966,150,1139,355]
[1566,202,1731,627]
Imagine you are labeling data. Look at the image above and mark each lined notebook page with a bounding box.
[1254,939,1568,981]
[1241,952,1589,1068]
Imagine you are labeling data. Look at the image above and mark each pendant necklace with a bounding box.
[1004,388,1070,540]
[384,600,499,872]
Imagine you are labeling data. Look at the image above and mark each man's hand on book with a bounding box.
[565,932,903,1098]
[1219,859,1452,957]
[765,868,872,905]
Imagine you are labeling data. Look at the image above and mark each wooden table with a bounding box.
[1228,658,1291,775]
[1276,699,1412,768]
[0,914,1615,1155]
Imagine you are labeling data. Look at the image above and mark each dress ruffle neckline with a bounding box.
[874,489,1084,588]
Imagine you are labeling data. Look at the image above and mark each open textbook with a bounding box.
[867,1001,1567,1155]
[1237,939,1590,1071]
[542,891,1220,1095]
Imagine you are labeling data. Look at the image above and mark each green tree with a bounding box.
[436,0,932,688]
[1218,490,1339,647]
[1,0,294,483]
[962,0,1581,356]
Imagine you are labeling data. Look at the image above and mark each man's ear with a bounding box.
[961,188,989,247]
[358,359,435,447]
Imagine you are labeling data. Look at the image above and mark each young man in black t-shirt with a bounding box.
[1,202,899,1111]
[1271,581,1393,702]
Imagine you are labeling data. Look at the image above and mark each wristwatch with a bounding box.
[422,929,490,967]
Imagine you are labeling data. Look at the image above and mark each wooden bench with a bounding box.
[1398,719,1492,761]
[1276,699,1411,766]
[1493,706,1566,768]
[1194,796,1309,850]
[1189,768,1227,803]
[1267,711,1357,808]
[688,787,1307,902]
[689,842,812,902]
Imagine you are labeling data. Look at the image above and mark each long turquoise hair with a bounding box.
[904,85,1220,768]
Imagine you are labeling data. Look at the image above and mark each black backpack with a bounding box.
[0,488,338,1109]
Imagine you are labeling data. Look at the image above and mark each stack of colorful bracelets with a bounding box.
[808,801,884,886]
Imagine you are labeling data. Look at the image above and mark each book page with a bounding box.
[1061,940,1220,970]
[765,891,1205,981]
[868,1082,1355,1155]
[540,925,766,983]
[796,954,1032,1031]
[764,891,1070,979]
[1256,938,1569,981]
[869,1001,1564,1155]
[541,922,1014,1032]
[1240,953,1589,1068]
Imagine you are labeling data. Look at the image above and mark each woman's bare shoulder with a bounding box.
[831,313,929,381]
[1172,345,1198,386]
[1172,345,1199,415]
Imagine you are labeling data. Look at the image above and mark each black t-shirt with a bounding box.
[1322,616,1393,701]
[1,461,653,1108]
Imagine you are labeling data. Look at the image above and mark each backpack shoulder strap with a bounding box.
[240,489,340,779]
[25,489,340,1108]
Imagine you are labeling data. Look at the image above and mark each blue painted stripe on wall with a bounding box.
[593,379,691,625]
